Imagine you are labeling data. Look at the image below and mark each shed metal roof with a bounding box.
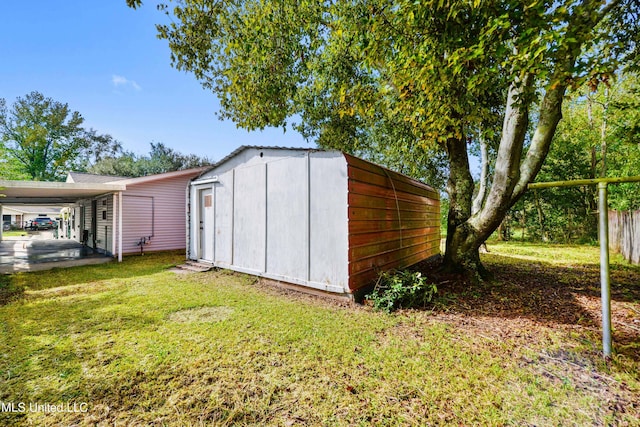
[193,146,437,192]
[193,146,327,180]
[214,145,320,166]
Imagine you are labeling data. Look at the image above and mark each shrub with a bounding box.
[366,270,437,313]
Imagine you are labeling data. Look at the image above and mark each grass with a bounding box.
[1,230,29,237]
[1,247,639,426]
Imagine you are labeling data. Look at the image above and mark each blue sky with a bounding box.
[0,1,310,162]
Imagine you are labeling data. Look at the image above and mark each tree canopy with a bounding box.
[0,92,120,181]
[128,0,640,276]
[509,72,640,243]
[88,142,211,177]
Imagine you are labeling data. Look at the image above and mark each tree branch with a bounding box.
[471,135,489,215]
[511,0,622,201]
[472,72,533,234]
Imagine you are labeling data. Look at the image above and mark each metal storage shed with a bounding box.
[188,146,440,297]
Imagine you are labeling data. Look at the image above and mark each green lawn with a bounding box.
[1,247,638,426]
[1,230,29,237]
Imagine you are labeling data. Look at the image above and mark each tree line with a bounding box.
[507,73,640,243]
[0,91,210,181]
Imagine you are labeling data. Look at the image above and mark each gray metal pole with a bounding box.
[598,182,612,357]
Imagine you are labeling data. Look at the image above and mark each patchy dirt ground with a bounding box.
[410,252,640,362]
[252,248,640,424]
[255,250,639,361]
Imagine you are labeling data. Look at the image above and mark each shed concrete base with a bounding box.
[257,278,355,303]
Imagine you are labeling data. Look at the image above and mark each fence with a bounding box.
[609,210,640,264]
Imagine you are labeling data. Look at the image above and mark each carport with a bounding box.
[0,180,127,271]
[0,231,115,273]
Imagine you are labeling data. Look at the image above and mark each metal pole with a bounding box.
[598,182,612,357]
[112,193,117,256]
[118,191,123,262]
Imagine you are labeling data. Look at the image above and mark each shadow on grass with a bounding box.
[0,291,167,427]
[0,274,24,306]
[415,253,640,361]
[0,251,185,306]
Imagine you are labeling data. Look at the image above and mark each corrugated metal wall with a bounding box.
[190,148,439,295]
[345,154,440,291]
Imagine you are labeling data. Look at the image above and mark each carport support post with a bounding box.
[598,182,612,357]
[118,191,123,262]
[112,193,117,257]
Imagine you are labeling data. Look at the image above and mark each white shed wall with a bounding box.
[190,148,349,293]
[233,162,267,271]
[309,153,349,287]
[214,177,233,264]
[266,156,308,280]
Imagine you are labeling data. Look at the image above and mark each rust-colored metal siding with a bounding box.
[346,154,440,292]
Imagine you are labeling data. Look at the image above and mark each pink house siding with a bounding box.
[119,174,199,254]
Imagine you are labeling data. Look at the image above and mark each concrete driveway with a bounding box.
[0,230,112,274]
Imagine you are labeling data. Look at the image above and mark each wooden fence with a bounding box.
[609,210,640,264]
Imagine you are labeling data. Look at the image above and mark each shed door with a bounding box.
[199,188,214,261]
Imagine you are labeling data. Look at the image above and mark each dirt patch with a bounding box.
[522,349,640,421]
[409,253,640,362]
[168,306,234,323]
[252,277,360,309]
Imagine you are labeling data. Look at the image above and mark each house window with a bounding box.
[102,199,107,206]
[102,211,107,220]
[204,195,212,207]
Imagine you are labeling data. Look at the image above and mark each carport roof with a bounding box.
[0,180,126,204]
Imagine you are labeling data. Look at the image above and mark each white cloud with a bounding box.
[112,74,141,91]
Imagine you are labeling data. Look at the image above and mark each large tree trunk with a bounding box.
[440,0,609,279]
[443,72,565,277]
[442,134,488,277]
